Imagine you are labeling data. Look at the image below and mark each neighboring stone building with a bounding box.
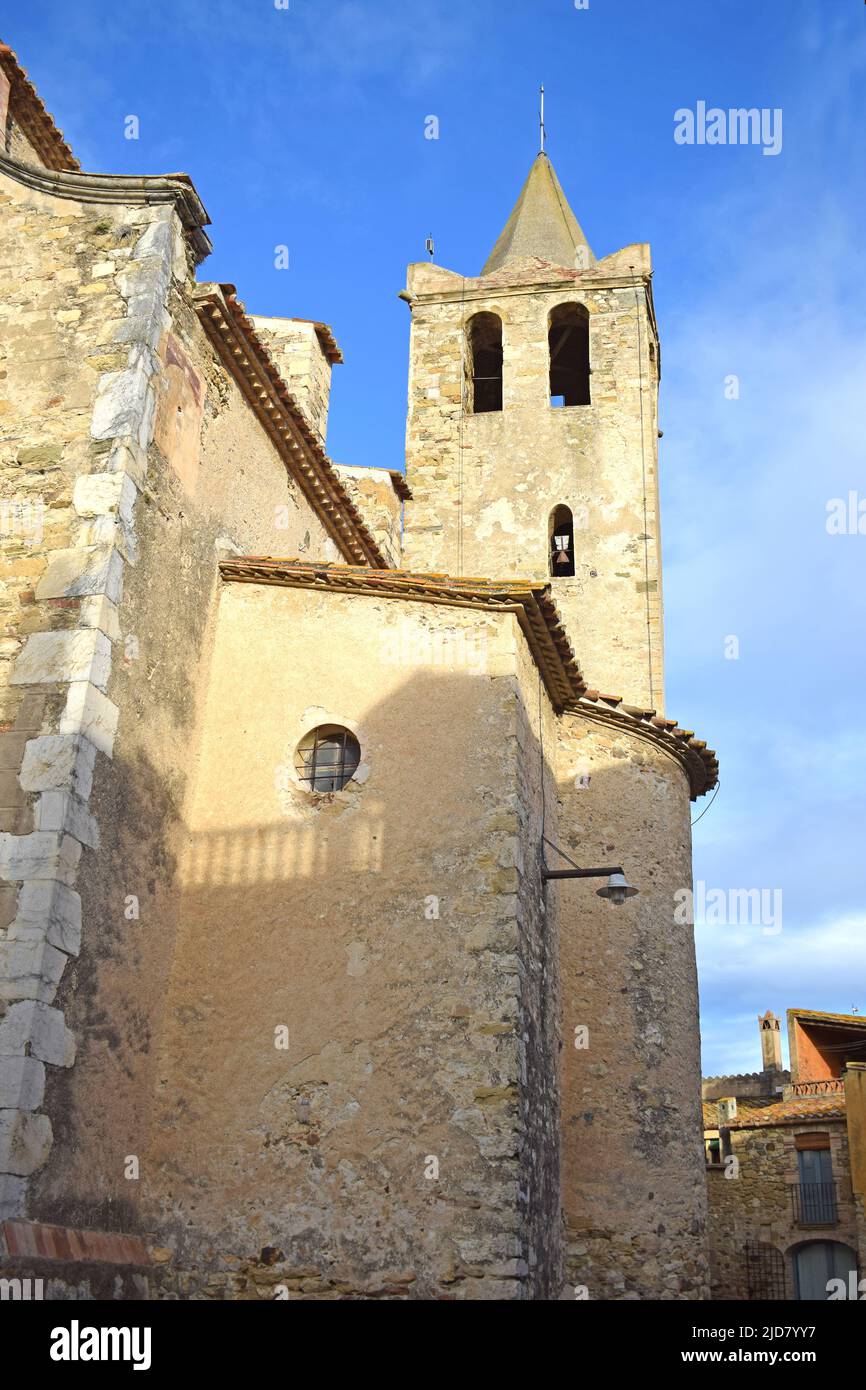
[0,40,717,1299]
[703,1010,866,1300]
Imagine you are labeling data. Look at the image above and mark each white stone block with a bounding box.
[105,438,149,488]
[0,1057,45,1110]
[90,356,153,445]
[9,880,82,956]
[60,682,119,757]
[35,544,124,603]
[0,1001,75,1066]
[133,216,173,262]
[77,516,137,568]
[0,1173,26,1219]
[0,1108,53,1176]
[79,595,121,643]
[0,832,81,887]
[19,735,97,801]
[34,791,99,850]
[75,471,125,515]
[0,939,68,1003]
[10,629,112,691]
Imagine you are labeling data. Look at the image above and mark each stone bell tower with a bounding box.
[401,152,665,711]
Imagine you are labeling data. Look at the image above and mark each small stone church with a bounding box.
[0,40,717,1299]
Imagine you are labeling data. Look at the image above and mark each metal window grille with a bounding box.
[296,728,360,792]
[791,1182,838,1227]
[745,1241,786,1300]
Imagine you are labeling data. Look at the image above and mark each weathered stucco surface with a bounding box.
[142,581,561,1299]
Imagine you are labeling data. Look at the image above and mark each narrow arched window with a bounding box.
[549,303,590,407]
[467,312,503,413]
[549,504,575,577]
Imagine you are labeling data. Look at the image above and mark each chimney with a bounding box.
[759,1010,783,1071]
[718,1097,737,1124]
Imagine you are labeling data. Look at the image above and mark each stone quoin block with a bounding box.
[0,1001,76,1067]
[10,629,112,692]
[0,1108,53,1176]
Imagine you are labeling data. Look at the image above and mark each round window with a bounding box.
[295,725,361,792]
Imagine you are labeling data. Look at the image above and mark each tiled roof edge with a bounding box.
[195,290,389,569]
[567,692,718,801]
[388,470,412,501]
[789,1007,866,1028]
[726,1103,847,1130]
[0,42,79,172]
[286,316,343,364]
[216,559,586,712]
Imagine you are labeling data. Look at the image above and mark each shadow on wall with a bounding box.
[22,655,700,1297]
[154,664,564,1293]
[25,665,563,1297]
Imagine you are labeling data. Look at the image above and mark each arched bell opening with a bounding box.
[549,504,575,577]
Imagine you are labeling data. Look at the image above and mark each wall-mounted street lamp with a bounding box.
[541,838,639,906]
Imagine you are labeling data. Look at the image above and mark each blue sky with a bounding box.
[10,0,866,1075]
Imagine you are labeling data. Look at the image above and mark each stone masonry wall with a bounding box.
[332,465,403,568]
[511,610,562,1297]
[0,155,338,1231]
[0,168,177,1217]
[401,257,664,711]
[555,712,709,1298]
[706,1121,859,1299]
[251,316,333,448]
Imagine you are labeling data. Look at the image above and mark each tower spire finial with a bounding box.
[539,84,546,154]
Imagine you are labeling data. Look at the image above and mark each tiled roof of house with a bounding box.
[0,42,79,171]
[790,1007,866,1030]
[704,1094,847,1131]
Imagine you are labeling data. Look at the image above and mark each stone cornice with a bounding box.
[195,287,389,569]
[409,273,652,310]
[0,152,212,263]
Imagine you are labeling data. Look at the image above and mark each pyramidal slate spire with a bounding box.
[482,152,595,275]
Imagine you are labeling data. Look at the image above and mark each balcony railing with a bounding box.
[790,1079,845,1097]
[790,1182,838,1226]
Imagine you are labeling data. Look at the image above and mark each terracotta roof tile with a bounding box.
[0,43,79,171]
[725,1095,847,1129]
[194,285,388,569]
[1,1218,150,1266]
[388,470,412,501]
[575,691,718,799]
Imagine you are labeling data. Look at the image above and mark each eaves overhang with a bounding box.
[196,288,390,569]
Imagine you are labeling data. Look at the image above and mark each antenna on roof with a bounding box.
[539,84,546,154]
[425,234,435,259]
